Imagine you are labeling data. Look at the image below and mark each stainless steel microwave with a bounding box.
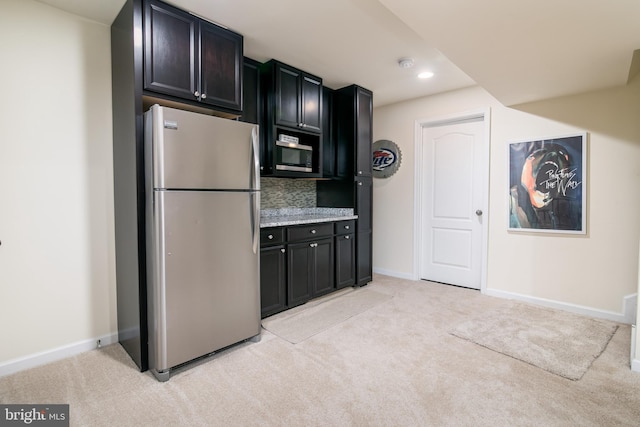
[275,140,313,172]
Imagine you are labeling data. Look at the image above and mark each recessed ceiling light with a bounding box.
[418,71,434,79]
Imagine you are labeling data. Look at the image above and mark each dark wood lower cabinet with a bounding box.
[287,237,334,307]
[335,233,355,288]
[260,244,286,318]
[261,221,360,317]
[287,241,313,307]
[312,238,335,297]
[356,231,372,286]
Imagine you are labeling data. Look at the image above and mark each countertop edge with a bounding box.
[260,215,358,228]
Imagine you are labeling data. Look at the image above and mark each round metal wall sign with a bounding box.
[372,139,402,178]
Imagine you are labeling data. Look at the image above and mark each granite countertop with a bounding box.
[260,208,357,228]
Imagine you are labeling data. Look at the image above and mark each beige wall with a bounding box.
[1,0,638,372]
[0,0,116,365]
[373,79,640,318]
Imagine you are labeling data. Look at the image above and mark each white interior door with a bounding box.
[419,118,486,289]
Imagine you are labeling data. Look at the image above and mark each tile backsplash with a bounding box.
[261,177,316,209]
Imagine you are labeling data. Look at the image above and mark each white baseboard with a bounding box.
[373,267,415,281]
[632,325,639,373]
[0,332,119,378]
[484,288,636,325]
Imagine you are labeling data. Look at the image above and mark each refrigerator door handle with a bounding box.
[251,126,260,191]
[251,191,260,254]
[251,126,260,254]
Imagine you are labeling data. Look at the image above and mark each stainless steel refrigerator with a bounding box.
[144,104,261,382]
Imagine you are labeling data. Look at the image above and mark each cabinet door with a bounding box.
[199,20,243,111]
[287,241,313,307]
[335,234,355,289]
[356,231,373,286]
[144,0,198,100]
[355,178,373,233]
[260,245,287,318]
[313,238,335,297]
[355,177,373,286]
[355,87,373,177]
[301,75,322,133]
[321,87,335,177]
[275,64,301,129]
[240,58,261,124]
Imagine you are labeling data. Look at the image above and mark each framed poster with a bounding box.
[508,133,587,234]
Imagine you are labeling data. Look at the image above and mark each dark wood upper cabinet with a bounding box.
[143,0,242,113]
[322,87,336,178]
[269,60,322,133]
[334,85,373,178]
[240,57,261,125]
[144,0,197,99]
[275,65,302,129]
[199,20,243,111]
[355,87,373,177]
[260,60,323,177]
[300,75,322,133]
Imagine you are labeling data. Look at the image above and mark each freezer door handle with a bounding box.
[251,126,260,191]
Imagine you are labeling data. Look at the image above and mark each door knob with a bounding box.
[475,209,483,216]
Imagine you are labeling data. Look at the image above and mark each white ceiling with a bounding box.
[36,0,640,107]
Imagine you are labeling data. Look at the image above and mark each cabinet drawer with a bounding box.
[287,222,333,242]
[335,220,355,235]
[261,227,285,246]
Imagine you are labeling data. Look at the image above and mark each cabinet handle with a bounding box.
[358,171,363,175]
[194,91,200,97]
[281,248,285,253]
[268,234,274,240]
[201,93,207,99]
[358,182,363,186]
[345,235,350,240]
[345,225,350,230]
[310,229,316,234]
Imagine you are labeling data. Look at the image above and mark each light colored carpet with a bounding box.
[1,275,639,426]
[262,288,393,343]
[450,301,619,380]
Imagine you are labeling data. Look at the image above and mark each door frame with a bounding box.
[413,108,491,293]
